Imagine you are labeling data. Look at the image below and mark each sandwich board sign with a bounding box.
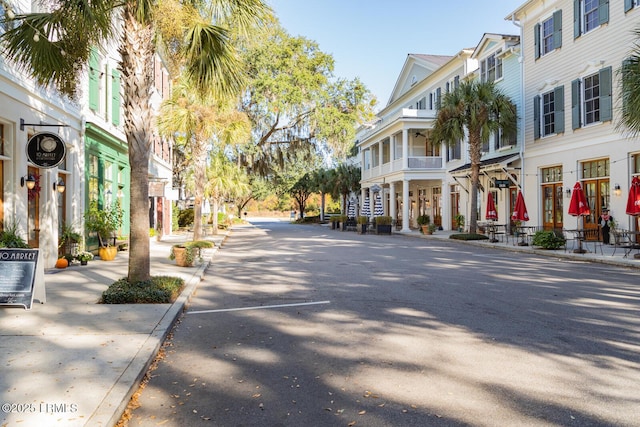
[0,249,39,309]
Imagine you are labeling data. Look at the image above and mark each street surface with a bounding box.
[124,220,640,426]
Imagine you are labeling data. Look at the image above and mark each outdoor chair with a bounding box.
[582,228,603,255]
[611,229,633,257]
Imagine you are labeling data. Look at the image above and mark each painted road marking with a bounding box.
[188,300,331,315]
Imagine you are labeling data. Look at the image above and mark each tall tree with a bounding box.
[205,151,249,233]
[331,163,361,214]
[619,31,640,136]
[158,75,250,240]
[431,80,517,234]
[0,0,271,282]
[238,25,376,176]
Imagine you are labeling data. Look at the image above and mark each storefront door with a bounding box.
[27,166,40,248]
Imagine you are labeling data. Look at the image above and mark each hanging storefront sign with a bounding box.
[26,132,67,168]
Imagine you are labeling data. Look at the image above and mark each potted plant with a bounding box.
[356,216,369,234]
[427,223,437,235]
[375,216,392,235]
[337,215,348,231]
[454,214,465,232]
[84,200,124,261]
[76,251,94,265]
[169,240,214,267]
[417,214,431,234]
[58,222,82,258]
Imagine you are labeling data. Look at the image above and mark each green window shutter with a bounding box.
[599,0,609,25]
[533,95,541,139]
[534,23,541,59]
[555,85,565,133]
[572,79,581,129]
[574,0,581,39]
[553,10,563,49]
[625,0,634,13]
[599,66,612,122]
[111,69,121,126]
[89,49,100,111]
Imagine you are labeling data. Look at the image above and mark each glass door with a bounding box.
[27,166,40,248]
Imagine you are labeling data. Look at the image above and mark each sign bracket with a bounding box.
[20,118,69,132]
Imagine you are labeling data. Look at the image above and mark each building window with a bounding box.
[535,11,562,59]
[571,67,612,129]
[625,0,640,13]
[480,50,502,83]
[535,86,565,139]
[583,73,600,125]
[447,139,462,161]
[575,0,608,38]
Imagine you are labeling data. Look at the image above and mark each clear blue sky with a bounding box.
[268,0,525,106]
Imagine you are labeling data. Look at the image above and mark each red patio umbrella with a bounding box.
[511,191,529,222]
[486,192,498,221]
[568,182,590,253]
[511,191,530,245]
[568,182,591,217]
[626,176,640,216]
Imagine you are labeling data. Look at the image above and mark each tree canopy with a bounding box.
[237,25,377,176]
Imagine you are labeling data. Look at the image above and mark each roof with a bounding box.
[449,153,520,174]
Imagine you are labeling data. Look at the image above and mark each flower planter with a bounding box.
[80,260,88,266]
[376,224,392,235]
[357,224,368,234]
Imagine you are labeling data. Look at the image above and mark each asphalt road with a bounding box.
[124,220,640,427]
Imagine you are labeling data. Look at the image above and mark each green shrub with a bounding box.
[375,216,392,225]
[0,221,29,248]
[101,276,185,304]
[357,216,369,225]
[531,230,565,249]
[178,208,194,228]
[449,233,489,241]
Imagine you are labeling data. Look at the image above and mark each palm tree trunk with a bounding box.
[212,196,220,235]
[468,130,481,234]
[121,5,155,283]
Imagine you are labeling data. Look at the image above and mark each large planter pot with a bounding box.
[357,224,368,234]
[172,246,193,267]
[98,246,117,261]
[376,224,392,235]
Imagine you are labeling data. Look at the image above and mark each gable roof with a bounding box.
[386,53,454,106]
[472,33,520,60]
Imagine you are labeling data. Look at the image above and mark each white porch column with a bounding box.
[402,129,409,169]
[390,134,396,162]
[389,181,397,223]
[361,187,366,218]
[401,179,411,233]
[378,141,383,170]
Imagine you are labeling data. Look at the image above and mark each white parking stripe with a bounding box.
[188,300,331,315]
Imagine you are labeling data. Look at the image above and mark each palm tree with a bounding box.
[205,151,249,234]
[619,30,640,136]
[0,1,271,282]
[158,75,250,240]
[431,80,517,234]
[332,163,361,214]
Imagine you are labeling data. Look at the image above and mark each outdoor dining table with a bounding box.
[486,223,506,243]
[624,230,640,259]
[514,225,537,246]
[565,229,587,253]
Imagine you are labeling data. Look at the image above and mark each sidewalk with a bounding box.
[0,231,228,427]
[399,227,640,270]
[1,222,637,427]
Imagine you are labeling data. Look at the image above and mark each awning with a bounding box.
[449,153,520,174]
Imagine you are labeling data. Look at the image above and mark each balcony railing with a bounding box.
[362,156,444,180]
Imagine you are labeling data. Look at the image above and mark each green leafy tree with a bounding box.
[290,173,314,219]
[206,151,249,233]
[238,25,376,176]
[0,0,271,282]
[331,163,361,214]
[158,75,251,240]
[619,31,640,135]
[431,80,517,234]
